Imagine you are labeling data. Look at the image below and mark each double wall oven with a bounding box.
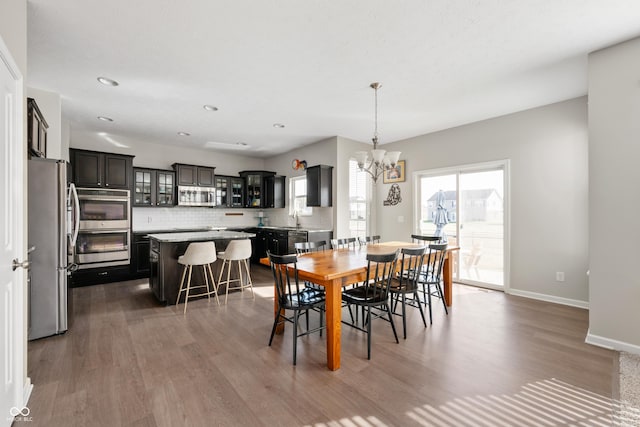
[73,188,131,269]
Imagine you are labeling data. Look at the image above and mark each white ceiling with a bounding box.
[27,0,640,157]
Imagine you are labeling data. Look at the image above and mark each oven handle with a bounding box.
[77,196,130,202]
[78,229,130,234]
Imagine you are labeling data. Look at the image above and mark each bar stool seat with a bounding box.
[217,239,254,304]
[176,241,220,314]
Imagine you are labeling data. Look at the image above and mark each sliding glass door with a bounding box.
[415,161,508,289]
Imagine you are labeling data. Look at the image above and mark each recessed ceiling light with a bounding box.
[178,131,190,136]
[97,77,119,86]
[273,123,285,128]
[97,116,113,122]
[203,105,218,111]
[236,142,248,146]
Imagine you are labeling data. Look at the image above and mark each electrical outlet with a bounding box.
[556,272,565,282]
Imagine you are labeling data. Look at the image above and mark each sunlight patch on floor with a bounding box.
[403,378,638,426]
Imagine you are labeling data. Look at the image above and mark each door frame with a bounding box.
[412,159,511,292]
[0,35,30,423]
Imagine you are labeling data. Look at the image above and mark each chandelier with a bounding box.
[354,82,401,183]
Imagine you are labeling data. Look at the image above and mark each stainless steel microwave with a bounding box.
[177,185,216,207]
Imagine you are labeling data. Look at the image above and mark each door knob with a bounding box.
[12,259,30,271]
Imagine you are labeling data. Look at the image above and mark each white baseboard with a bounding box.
[23,377,33,407]
[585,330,640,355]
[506,288,589,309]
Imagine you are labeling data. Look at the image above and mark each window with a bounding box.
[348,159,369,238]
[289,176,312,216]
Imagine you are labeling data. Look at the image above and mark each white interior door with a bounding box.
[0,39,28,426]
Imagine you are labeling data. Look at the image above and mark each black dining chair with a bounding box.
[389,246,428,339]
[294,240,327,316]
[268,252,325,365]
[331,237,357,250]
[417,243,449,324]
[341,251,399,359]
[411,234,441,244]
[358,235,381,246]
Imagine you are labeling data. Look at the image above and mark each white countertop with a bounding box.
[146,230,255,243]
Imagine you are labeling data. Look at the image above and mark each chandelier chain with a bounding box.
[373,84,378,146]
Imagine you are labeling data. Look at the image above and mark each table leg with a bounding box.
[324,280,341,371]
[443,255,453,306]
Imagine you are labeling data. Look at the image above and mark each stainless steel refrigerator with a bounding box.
[28,158,79,340]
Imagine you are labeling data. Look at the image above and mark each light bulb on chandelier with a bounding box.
[353,82,401,183]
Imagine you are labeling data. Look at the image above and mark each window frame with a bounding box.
[289,175,313,216]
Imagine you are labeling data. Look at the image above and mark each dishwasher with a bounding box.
[287,230,308,254]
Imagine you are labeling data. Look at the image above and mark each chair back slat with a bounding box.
[358,235,381,246]
[362,251,398,300]
[398,246,426,287]
[422,243,448,284]
[331,237,357,250]
[411,234,441,244]
[268,252,302,307]
[295,240,326,255]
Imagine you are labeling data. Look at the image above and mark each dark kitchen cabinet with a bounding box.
[133,168,175,207]
[239,171,272,208]
[70,149,133,190]
[215,175,245,208]
[267,229,288,255]
[27,98,48,158]
[306,164,333,207]
[239,170,285,208]
[173,163,216,187]
[131,232,151,278]
[265,175,286,209]
[249,228,268,263]
[249,228,287,263]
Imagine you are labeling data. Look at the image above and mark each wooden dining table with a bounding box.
[260,241,459,370]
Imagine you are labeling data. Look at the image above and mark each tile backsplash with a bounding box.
[132,207,333,231]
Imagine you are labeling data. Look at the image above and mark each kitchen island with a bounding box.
[148,230,255,304]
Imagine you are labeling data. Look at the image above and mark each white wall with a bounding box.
[263,137,337,230]
[587,37,640,353]
[27,87,61,159]
[377,98,589,304]
[0,0,27,75]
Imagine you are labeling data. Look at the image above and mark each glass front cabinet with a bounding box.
[133,168,176,207]
[215,175,245,208]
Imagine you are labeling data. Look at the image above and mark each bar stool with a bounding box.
[176,241,219,314]
[217,239,254,304]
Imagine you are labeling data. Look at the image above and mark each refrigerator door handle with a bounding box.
[69,183,80,247]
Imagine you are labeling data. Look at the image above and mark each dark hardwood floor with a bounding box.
[27,265,617,426]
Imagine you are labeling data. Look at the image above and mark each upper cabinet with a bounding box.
[133,168,175,207]
[239,171,285,208]
[173,163,216,187]
[215,175,245,208]
[27,98,48,158]
[70,149,133,189]
[265,175,285,209]
[306,164,333,207]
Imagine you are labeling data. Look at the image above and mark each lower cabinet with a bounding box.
[69,265,131,287]
[131,233,151,278]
